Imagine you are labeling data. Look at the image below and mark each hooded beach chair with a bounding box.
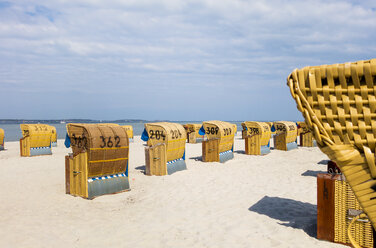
[48,125,57,147]
[199,120,235,163]
[297,121,315,147]
[20,124,52,156]
[141,122,187,175]
[121,125,134,142]
[185,123,204,143]
[242,121,271,155]
[65,123,130,199]
[0,128,4,150]
[271,121,298,151]
[288,58,376,247]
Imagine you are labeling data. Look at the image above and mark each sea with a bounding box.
[0,121,245,142]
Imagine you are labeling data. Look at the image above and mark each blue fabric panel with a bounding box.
[198,126,205,136]
[141,128,149,141]
[219,150,234,163]
[167,159,187,175]
[30,147,52,156]
[64,133,71,148]
[88,176,130,199]
[261,145,271,155]
[286,142,298,151]
[183,150,185,160]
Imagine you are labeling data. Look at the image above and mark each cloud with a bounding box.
[0,0,375,120]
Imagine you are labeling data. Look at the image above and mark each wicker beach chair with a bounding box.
[287,59,376,247]
[0,128,4,150]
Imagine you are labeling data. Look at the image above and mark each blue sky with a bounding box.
[0,0,375,121]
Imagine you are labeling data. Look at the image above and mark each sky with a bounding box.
[0,0,375,121]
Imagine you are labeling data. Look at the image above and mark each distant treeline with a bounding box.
[0,119,149,124]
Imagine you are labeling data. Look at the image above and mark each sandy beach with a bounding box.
[0,134,345,248]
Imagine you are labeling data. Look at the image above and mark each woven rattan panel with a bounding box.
[334,179,373,247]
[67,124,129,177]
[288,59,376,229]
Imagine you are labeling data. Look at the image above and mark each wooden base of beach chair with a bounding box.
[300,132,314,147]
[244,135,270,156]
[145,143,168,176]
[65,155,71,194]
[242,130,247,139]
[66,152,130,199]
[145,143,186,175]
[202,139,219,162]
[273,133,297,151]
[274,133,287,150]
[188,133,203,144]
[188,133,196,143]
[245,135,261,155]
[317,173,374,247]
[20,137,52,157]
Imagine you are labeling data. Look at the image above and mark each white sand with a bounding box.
[0,134,346,248]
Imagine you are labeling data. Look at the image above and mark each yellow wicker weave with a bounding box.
[287,58,376,232]
[334,178,373,247]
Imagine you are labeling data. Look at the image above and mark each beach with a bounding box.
[0,134,345,248]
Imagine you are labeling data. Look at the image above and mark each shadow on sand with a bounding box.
[317,159,329,165]
[135,165,146,173]
[301,170,326,177]
[189,156,203,161]
[249,196,317,238]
